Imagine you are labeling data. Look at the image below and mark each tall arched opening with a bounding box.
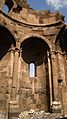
[20,36,52,112]
[0,25,16,60]
[0,25,16,117]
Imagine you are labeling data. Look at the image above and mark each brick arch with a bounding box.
[20,33,52,50]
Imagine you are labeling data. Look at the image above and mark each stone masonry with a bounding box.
[0,0,67,119]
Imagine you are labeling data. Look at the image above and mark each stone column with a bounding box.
[7,45,14,101]
[17,49,22,101]
[47,51,52,106]
[10,45,14,78]
[11,48,19,100]
[51,51,58,101]
[65,53,67,85]
[18,49,22,81]
[50,51,62,113]
[58,80,64,114]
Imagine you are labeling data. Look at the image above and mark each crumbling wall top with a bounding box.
[0,0,65,25]
[0,0,5,9]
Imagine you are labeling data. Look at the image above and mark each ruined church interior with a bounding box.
[0,0,67,119]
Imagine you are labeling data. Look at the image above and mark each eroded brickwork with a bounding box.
[0,0,67,119]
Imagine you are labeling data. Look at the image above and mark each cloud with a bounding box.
[46,0,67,10]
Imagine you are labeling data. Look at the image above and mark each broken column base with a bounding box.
[51,101,61,113]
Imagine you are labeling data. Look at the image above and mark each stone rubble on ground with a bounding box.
[18,109,62,119]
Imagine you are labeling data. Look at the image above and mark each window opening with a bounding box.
[3,4,9,14]
[3,0,14,14]
[30,63,35,77]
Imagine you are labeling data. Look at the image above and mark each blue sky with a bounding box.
[28,0,67,23]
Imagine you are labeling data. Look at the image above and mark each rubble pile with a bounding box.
[18,109,62,119]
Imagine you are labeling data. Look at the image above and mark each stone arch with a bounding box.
[0,23,16,45]
[54,25,66,52]
[55,25,65,44]
[20,34,51,111]
[20,35,50,65]
[0,24,16,59]
[0,24,16,44]
[20,33,52,50]
[49,25,65,52]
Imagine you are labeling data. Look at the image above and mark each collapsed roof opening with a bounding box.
[20,37,50,66]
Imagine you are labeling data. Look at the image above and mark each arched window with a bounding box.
[3,0,14,14]
[3,5,9,14]
[30,63,35,77]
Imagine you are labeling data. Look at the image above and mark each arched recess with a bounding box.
[20,36,50,65]
[0,24,16,60]
[0,24,16,99]
[55,26,67,91]
[54,25,65,52]
[21,34,52,50]
[20,36,52,112]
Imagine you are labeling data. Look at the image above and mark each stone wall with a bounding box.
[0,0,67,118]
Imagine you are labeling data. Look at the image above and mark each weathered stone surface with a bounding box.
[0,0,5,10]
[0,0,67,119]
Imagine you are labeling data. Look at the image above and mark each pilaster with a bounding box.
[11,47,20,101]
[47,51,52,107]
[50,51,58,101]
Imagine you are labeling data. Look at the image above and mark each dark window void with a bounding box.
[20,37,50,66]
[3,0,14,14]
[0,25,16,60]
[30,63,35,77]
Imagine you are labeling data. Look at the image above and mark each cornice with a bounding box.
[0,9,64,28]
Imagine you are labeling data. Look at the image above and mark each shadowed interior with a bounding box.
[0,25,16,60]
[21,37,50,66]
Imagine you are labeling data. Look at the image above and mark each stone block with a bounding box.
[63,92,67,116]
[27,13,39,24]
[30,104,36,110]
[20,8,28,21]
